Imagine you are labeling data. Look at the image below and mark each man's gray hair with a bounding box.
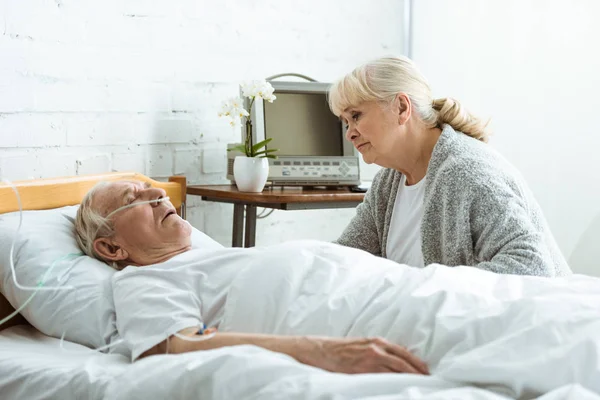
[74,181,120,270]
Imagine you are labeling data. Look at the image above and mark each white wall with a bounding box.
[0,0,398,244]
[6,0,591,275]
[412,0,600,276]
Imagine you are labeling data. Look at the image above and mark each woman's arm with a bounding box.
[141,327,429,375]
[335,170,389,256]
[468,179,564,276]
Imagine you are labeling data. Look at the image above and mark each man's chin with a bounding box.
[181,219,193,241]
[165,217,193,244]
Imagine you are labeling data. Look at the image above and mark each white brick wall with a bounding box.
[0,0,402,246]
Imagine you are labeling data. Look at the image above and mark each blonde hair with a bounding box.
[328,56,489,142]
[74,181,120,269]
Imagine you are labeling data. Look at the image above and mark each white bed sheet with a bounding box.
[1,326,598,400]
[0,325,128,400]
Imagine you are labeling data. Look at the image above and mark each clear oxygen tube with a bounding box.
[0,180,179,354]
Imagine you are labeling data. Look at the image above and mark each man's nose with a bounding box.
[143,187,167,206]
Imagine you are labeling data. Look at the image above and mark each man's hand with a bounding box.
[142,329,429,376]
[299,336,429,375]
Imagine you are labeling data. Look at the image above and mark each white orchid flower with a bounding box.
[217,99,232,117]
[218,97,249,121]
[228,117,241,128]
[240,81,257,98]
[217,79,279,158]
[241,80,276,102]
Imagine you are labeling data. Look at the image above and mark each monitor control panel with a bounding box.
[227,151,361,186]
[268,156,360,185]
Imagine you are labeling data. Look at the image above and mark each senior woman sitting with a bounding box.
[329,56,570,277]
[74,181,599,396]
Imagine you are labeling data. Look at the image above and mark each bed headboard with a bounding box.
[0,172,187,332]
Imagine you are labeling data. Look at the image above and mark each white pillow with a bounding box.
[0,205,222,350]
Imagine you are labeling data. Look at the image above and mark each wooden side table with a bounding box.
[186,185,365,247]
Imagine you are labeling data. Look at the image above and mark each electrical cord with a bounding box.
[257,208,275,219]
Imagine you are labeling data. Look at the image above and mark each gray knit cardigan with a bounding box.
[336,125,571,277]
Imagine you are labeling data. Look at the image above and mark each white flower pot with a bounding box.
[233,156,269,192]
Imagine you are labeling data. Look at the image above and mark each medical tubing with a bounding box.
[165,331,218,354]
[1,184,172,350]
[59,330,125,353]
[173,331,217,342]
[0,252,81,327]
[92,196,171,241]
[57,197,173,353]
[3,179,75,292]
[105,196,171,220]
[56,197,172,352]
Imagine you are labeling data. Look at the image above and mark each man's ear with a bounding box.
[93,237,129,262]
[394,93,411,125]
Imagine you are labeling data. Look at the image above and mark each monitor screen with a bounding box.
[263,93,343,157]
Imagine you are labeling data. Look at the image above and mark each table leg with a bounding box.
[232,204,244,247]
[244,205,257,247]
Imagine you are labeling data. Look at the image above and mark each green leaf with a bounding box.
[253,148,279,156]
[264,155,278,159]
[227,145,247,153]
[251,138,273,154]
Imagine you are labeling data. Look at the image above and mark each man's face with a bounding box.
[93,180,192,266]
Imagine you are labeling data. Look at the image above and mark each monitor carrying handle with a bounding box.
[265,73,317,82]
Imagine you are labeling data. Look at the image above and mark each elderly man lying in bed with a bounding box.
[75,180,600,395]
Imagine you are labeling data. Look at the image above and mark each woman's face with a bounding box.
[340,98,409,168]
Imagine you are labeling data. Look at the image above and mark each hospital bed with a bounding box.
[0,173,185,399]
[0,173,598,400]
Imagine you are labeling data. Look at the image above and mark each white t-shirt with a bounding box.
[386,174,426,267]
[112,247,252,361]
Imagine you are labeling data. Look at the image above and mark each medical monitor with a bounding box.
[227,81,360,186]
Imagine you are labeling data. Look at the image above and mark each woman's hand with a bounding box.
[299,336,429,375]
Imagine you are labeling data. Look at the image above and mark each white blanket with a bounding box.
[0,326,514,399]
[111,240,600,398]
[106,344,599,400]
[216,240,600,398]
[2,325,599,399]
